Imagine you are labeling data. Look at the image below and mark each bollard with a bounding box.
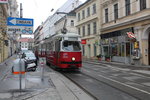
[12,59,25,75]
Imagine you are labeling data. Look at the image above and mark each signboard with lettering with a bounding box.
[7,26,33,34]
[7,17,34,34]
[81,39,86,44]
[0,0,8,3]
[7,17,33,26]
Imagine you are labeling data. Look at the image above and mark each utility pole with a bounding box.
[19,3,23,91]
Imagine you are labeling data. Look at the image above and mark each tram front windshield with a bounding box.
[63,41,81,51]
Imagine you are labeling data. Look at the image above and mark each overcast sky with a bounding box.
[17,0,86,30]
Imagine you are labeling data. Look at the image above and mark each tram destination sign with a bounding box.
[7,17,33,26]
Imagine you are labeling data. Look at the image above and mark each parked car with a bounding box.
[24,53,37,71]
[21,50,34,54]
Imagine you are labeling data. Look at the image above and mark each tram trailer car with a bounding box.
[38,43,46,58]
[45,33,82,69]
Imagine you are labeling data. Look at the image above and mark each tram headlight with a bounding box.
[72,57,75,61]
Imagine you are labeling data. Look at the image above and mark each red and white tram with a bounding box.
[44,32,82,69]
[34,42,46,60]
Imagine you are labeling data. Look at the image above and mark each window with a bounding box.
[111,44,118,56]
[78,13,80,21]
[93,22,97,34]
[105,8,108,23]
[87,7,90,17]
[87,24,90,35]
[63,41,81,51]
[125,0,130,16]
[92,4,96,14]
[82,10,85,19]
[55,40,60,51]
[71,20,74,26]
[82,26,85,36]
[140,0,146,10]
[78,28,80,35]
[114,3,118,20]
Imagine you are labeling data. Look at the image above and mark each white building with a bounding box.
[41,0,83,39]
[8,0,19,56]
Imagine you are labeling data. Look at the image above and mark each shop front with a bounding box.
[100,28,135,64]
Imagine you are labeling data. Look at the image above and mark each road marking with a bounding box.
[98,74,150,95]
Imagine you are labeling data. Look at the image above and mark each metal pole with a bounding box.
[19,3,23,91]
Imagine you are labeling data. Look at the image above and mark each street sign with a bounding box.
[7,17,33,26]
[39,57,46,65]
[127,32,136,38]
[7,26,33,34]
[0,0,8,3]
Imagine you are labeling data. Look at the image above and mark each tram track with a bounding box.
[60,63,150,100]
[61,69,138,100]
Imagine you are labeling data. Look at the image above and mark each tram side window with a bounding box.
[55,40,60,51]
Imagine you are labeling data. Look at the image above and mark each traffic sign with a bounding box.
[39,57,46,65]
[127,32,136,38]
[7,26,33,34]
[7,17,33,26]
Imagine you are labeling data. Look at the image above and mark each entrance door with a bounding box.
[88,45,91,58]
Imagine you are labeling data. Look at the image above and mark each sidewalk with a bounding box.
[0,55,95,100]
[0,55,17,81]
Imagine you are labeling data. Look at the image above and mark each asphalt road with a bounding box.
[60,62,150,100]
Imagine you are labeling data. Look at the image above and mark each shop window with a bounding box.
[111,44,118,56]
[121,44,125,57]
[103,46,109,56]
[118,44,121,56]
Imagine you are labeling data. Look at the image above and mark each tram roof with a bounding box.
[43,32,81,43]
[56,32,81,37]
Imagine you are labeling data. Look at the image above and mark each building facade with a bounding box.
[75,0,100,59]
[0,3,9,63]
[100,0,150,65]
[18,38,34,50]
[54,11,77,34]
[41,0,82,39]
[8,0,19,56]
